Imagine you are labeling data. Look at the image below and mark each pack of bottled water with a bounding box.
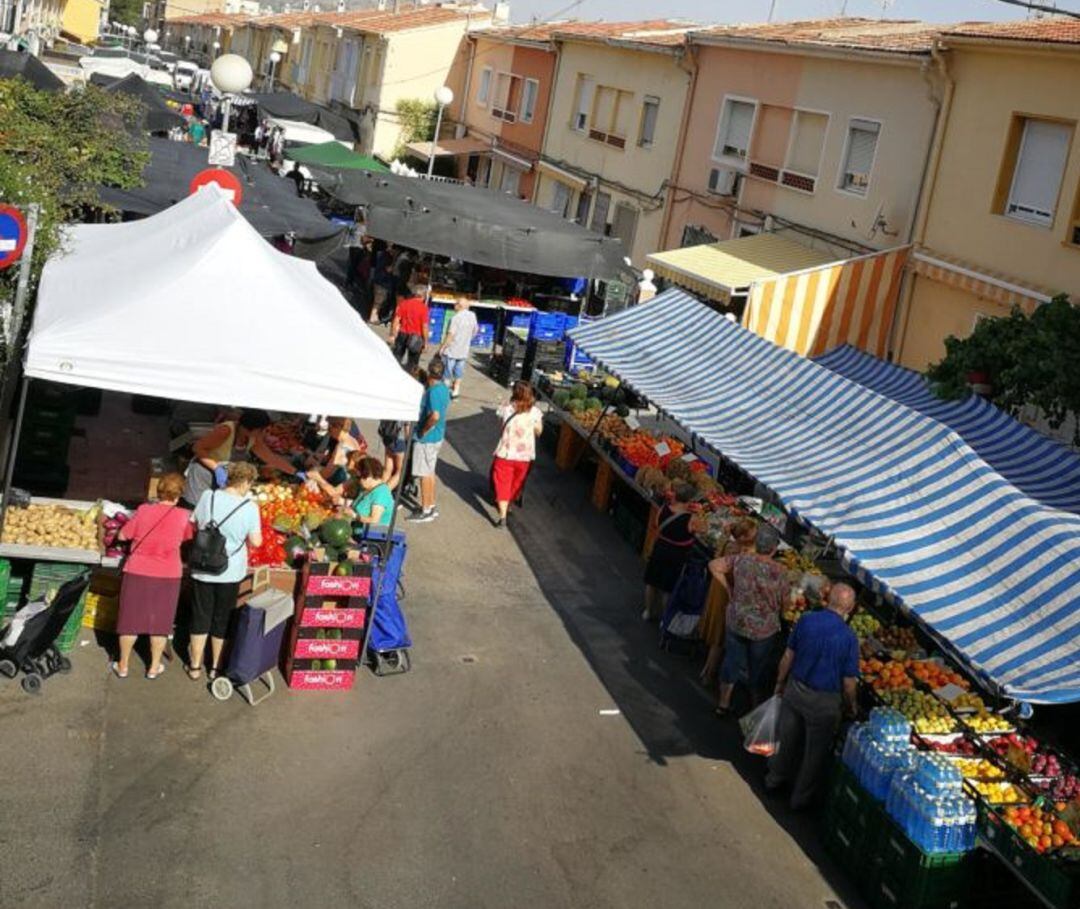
[886,756,977,853]
[842,710,916,801]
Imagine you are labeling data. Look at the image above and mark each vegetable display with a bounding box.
[1,503,101,551]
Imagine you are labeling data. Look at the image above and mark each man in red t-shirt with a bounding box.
[390,282,430,371]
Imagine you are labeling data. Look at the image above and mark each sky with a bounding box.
[509,0,1073,26]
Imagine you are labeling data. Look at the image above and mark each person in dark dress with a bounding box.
[642,481,696,621]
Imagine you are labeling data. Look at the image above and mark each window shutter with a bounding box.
[611,203,639,251]
[640,97,659,145]
[575,76,594,127]
[590,192,611,232]
[787,111,827,177]
[521,79,538,121]
[722,100,755,158]
[477,68,491,105]
[1009,119,1071,224]
[844,120,879,188]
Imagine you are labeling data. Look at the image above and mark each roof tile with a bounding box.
[943,17,1080,46]
[692,17,945,54]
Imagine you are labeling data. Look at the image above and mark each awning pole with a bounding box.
[359,424,414,672]
[0,377,30,543]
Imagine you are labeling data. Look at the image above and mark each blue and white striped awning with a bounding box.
[815,345,1080,516]
[569,289,1080,703]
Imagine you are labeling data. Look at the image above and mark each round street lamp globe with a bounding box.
[143,28,158,43]
[434,85,454,107]
[211,54,253,93]
[269,50,281,63]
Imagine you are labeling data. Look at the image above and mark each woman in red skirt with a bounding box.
[112,473,194,679]
[491,381,544,527]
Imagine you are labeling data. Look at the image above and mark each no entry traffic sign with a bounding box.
[0,205,28,270]
[189,168,244,206]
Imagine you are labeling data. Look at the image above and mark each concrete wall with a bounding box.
[542,39,692,264]
[61,0,103,43]
[664,43,939,253]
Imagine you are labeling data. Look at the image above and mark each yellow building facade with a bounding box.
[60,0,104,44]
[895,21,1080,369]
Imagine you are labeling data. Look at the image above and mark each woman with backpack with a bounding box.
[187,462,262,681]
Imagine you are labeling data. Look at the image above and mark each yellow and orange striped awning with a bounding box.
[743,246,910,358]
[910,248,1055,312]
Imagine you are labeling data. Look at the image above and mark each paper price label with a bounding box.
[625,415,640,430]
[654,442,671,456]
[681,452,697,462]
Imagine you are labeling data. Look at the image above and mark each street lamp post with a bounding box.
[268,50,281,92]
[209,53,253,151]
[427,85,453,177]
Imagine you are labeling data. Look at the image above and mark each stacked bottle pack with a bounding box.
[885,754,978,854]
[842,708,916,800]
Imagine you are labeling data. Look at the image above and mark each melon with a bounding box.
[319,518,352,548]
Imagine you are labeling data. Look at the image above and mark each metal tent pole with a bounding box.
[0,378,30,543]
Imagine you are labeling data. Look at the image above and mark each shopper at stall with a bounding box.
[767,583,859,809]
[699,517,758,682]
[389,282,430,372]
[187,462,262,681]
[370,243,395,324]
[307,418,364,489]
[439,299,479,399]
[712,523,787,716]
[491,381,543,528]
[181,409,241,508]
[378,418,409,492]
[351,456,394,531]
[641,482,697,620]
[406,358,450,524]
[111,473,195,680]
[234,409,308,481]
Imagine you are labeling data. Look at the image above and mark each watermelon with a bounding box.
[283,535,309,563]
[323,546,343,563]
[584,396,602,412]
[552,389,571,408]
[615,404,630,418]
[310,659,323,670]
[569,383,588,400]
[333,563,352,577]
[320,518,352,548]
[565,399,584,414]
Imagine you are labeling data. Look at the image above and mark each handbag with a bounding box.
[188,491,249,575]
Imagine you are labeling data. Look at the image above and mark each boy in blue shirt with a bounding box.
[407,358,451,523]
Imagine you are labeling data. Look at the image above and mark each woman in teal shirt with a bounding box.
[351,457,394,529]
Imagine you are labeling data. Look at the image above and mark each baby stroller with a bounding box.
[211,588,294,705]
[0,571,91,695]
[358,529,411,675]
[659,552,711,654]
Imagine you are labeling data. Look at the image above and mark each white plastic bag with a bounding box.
[740,695,782,757]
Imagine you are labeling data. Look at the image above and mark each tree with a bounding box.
[107,0,143,27]
[926,295,1080,444]
[391,98,436,162]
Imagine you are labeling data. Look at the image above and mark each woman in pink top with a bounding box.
[491,381,544,528]
[112,473,194,680]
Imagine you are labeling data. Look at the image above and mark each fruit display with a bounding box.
[946,692,986,713]
[877,689,958,734]
[1032,774,1080,802]
[615,432,685,470]
[249,483,333,567]
[1,502,101,551]
[861,659,914,691]
[969,780,1028,804]
[907,659,969,691]
[951,758,1006,780]
[963,710,1014,735]
[850,612,882,640]
[920,737,978,755]
[1000,803,1077,853]
[876,624,920,655]
[263,420,307,455]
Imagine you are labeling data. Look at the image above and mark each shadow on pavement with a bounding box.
[443,406,866,909]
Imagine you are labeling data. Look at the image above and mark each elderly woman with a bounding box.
[699,517,757,683]
[491,381,544,527]
[641,481,697,621]
[188,462,262,681]
[351,456,394,530]
[712,523,788,715]
[112,473,195,680]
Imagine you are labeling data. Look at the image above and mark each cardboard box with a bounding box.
[286,668,356,691]
[299,606,366,628]
[305,573,371,598]
[293,636,361,660]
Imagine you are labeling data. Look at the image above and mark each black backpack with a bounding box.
[189,491,249,575]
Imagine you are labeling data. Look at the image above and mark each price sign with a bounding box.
[208,130,237,167]
[681,452,697,462]
[654,441,671,457]
[625,415,640,430]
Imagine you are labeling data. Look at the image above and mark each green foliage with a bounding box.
[391,97,437,160]
[107,0,142,26]
[926,295,1080,443]
[0,80,148,339]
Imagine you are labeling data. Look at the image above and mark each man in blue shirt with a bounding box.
[766,583,859,809]
[407,357,451,523]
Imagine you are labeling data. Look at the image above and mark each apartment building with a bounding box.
[894,19,1080,369]
[535,20,697,265]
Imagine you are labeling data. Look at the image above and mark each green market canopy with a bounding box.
[285,141,388,172]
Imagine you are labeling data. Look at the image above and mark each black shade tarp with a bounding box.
[248,91,362,142]
[314,170,630,281]
[91,73,184,133]
[96,137,343,246]
[0,49,64,92]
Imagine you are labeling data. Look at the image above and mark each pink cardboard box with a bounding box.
[294,637,361,660]
[300,607,366,628]
[305,574,371,598]
[286,669,356,692]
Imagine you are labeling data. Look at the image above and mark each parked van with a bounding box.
[173,60,198,92]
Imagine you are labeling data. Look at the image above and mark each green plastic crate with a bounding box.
[22,403,77,435]
[822,762,885,895]
[29,561,91,654]
[870,813,971,909]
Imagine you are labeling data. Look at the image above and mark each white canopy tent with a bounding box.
[268,118,351,149]
[25,188,422,421]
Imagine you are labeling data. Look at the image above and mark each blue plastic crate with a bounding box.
[529,311,572,342]
[509,312,532,329]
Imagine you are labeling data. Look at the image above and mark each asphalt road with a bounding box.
[0,360,860,909]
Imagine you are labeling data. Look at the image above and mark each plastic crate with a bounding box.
[509,312,532,329]
[529,311,572,342]
[870,813,971,909]
[29,562,91,654]
[12,463,70,498]
[977,798,1076,909]
[82,591,118,632]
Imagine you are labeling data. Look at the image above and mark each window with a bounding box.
[713,98,756,163]
[572,74,594,131]
[839,118,880,195]
[492,73,521,122]
[500,166,522,196]
[476,66,492,107]
[1005,118,1071,227]
[681,224,717,247]
[521,78,539,124]
[575,190,591,225]
[611,202,639,252]
[590,191,611,232]
[588,86,632,149]
[638,95,659,147]
[551,181,573,218]
[785,110,828,178]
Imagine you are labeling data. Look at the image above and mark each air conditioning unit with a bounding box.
[707,166,739,197]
